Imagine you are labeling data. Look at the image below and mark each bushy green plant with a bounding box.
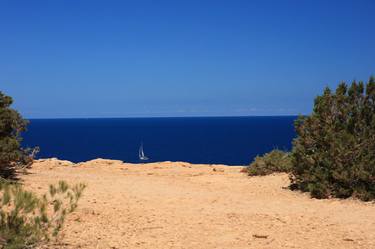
[0,91,35,178]
[290,76,375,200]
[0,180,86,248]
[246,149,293,176]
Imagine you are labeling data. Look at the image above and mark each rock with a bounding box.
[83,158,124,165]
[35,158,74,167]
[213,168,224,172]
[253,234,269,239]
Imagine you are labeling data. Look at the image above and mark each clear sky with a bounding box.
[1,0,374,118]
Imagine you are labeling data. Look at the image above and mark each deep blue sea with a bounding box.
[22,116,297,166]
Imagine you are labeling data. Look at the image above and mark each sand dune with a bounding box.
[22,158,375,249]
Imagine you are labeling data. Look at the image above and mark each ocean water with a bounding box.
[22,116,297,166]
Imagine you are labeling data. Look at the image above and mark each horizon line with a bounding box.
[27,114,302,120]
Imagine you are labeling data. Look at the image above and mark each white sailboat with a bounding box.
[139,143,149,161]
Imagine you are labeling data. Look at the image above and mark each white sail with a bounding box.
[139,143,149,160]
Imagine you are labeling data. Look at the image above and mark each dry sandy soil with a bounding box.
[21,158,375,249]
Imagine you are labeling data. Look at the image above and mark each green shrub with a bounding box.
[0,180,86,248]
[0,91,36,179]
[246,149,293,176]
[290,76,375,201]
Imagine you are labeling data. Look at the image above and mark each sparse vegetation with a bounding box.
[0,180,86,249]
[0,91,86,248]
[290,76,375,201]
[246,149,293,176]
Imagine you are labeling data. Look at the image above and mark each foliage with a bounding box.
[246,149,293,176]
[0,91,35,179]
[0,180,86,249]
[290,76,375,200]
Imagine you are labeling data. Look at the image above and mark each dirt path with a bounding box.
[22,159,375,249]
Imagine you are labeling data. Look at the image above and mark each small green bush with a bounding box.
[0,180,86,249]
[290,76,375,201]
[246,150,293,176]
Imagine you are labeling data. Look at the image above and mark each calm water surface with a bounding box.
[23,116,297,165]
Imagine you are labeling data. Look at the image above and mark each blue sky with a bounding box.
[1,0,374,118]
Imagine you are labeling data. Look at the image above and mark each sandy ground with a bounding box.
[21,158,375,249]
